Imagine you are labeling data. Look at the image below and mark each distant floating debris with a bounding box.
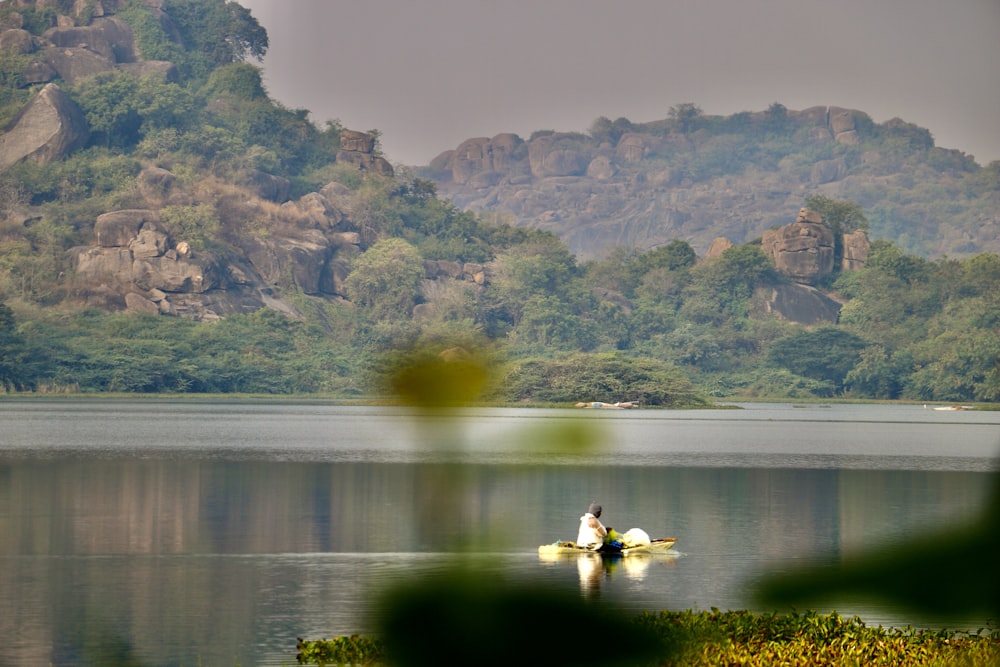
[575,401,638,409]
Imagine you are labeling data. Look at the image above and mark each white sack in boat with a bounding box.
[622,527,651,547]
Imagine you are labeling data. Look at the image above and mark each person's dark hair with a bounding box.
[587,502,602,515]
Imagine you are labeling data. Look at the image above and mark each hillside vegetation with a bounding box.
[424,103,1000,261]
[0,0,998,405]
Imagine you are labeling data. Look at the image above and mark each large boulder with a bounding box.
[71,246,134,285]
[615,133,657,163]
[761,208,835,284]
[0,83,89,170]
[842,230,870,271]
[132,254,222,293]
[0,28,35,54]
[238,234,334,295]
[95,209,158,247]
[448,134,524,184]
[37,45,115,84]
[336,129,394,177]
[751,283,842,325]
[43,16,137,62]
[528,133,590,178]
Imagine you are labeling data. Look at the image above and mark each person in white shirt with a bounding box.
[577,502,609,550]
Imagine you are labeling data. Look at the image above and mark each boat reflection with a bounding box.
[538,551,678,595]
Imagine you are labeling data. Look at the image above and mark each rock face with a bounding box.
[60,171,498,320]
[70,208,233,319]
[761,208,836,284]
[336,130,394,176]
[751,283,844,325]
[0,11,176,87]
[421,106,970,261]
[0,83,88,170]
[842,230,870,271]
[759,207,870,285]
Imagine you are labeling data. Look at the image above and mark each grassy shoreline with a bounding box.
[296,609,1000,666]
[2,391,998,411]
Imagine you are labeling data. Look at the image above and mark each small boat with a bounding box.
[538,537,677,558]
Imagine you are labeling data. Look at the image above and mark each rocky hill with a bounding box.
[0,0,398,320]
[420,107,1000,261]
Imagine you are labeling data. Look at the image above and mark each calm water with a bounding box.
[1,400,998,666]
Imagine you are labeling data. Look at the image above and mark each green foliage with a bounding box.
[681,244,774,324]
[0,51,31,105]
[589,115,635,145]
[158,204,219,249]
[374,343,493,409]
[295,609,1000,666]
[373,571,666,667]
[117,0,186,65]
[72,72,196,149]
[1,149,140,206]
[756,475,1000,629]
[202,63,268,100]
[668,102,704,133]
[0,0,996,409]
[3,3,62,35]
[766,327,867,394]
[344,238,425,319]
[296,634,381,666]
[805,194,870,269]
[0,301,32,391]
[494,352,707,407]
[12,307,365,394]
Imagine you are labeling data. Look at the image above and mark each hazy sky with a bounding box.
[237,0,1000,167]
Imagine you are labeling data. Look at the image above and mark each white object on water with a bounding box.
[622,527,651,547]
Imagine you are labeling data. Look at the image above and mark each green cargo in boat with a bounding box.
[538,537,677,557]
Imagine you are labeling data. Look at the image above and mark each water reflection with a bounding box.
[1,402,997,666]
[537,550,678,598]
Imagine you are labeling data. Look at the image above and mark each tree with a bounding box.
[489,237,579,326]
[344,238,425,319]
[588,116,634,145]
[166,0,268,66]
[203,63,268,100]
[804,195,870,272]
[804,195,869,236]
[767,327,867,395]
[0,301,31,391]
[75,72,142,148]
[640,240,697,273]
[762,102,791,135]
[668,103,703,133]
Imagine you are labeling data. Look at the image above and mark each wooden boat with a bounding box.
[538,537,677,558]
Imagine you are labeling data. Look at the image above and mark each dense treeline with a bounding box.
[2,212,998,403]
[0,0,998,404]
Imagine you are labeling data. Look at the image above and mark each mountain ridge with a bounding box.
[416,104,1000,261]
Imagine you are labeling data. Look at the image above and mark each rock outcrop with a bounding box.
[761,208,836,284]
[423,106,928,261]
[59,168,499,320]
[751,283,844,325]
[0,83,88,169]
[842,230,870,271]
[759,207,870,285]
[337,130,394,177]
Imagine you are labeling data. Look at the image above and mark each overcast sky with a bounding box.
[237,0,1000,168]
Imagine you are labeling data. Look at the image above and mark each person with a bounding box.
[577,502,619,551]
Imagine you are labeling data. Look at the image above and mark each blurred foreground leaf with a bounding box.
[386,346,491,409]
[755,473,1000,620]
[375,570,670,667]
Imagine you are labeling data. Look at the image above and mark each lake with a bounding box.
[1,400,998,666]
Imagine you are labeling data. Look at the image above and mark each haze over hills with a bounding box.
[417,105,1000,261]
[0,0,997,406]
